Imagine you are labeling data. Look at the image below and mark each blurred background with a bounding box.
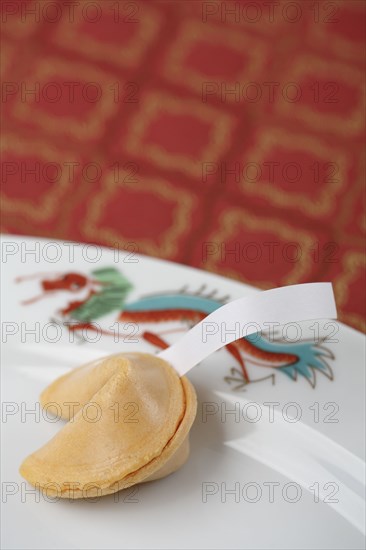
[1,0,365,331]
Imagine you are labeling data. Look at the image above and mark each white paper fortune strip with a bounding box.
[158,283,337,376]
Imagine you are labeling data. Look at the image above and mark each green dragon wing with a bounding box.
[71,268,132,322]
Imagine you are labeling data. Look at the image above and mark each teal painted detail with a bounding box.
[124,295,219,313]
[244,336,332,381]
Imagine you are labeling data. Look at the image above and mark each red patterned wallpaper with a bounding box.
[1,0,365,331]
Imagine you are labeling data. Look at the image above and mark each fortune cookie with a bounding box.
[20,353,197,498]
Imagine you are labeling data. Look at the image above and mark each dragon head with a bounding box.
[16,271,92,305]
[41,273,88,293]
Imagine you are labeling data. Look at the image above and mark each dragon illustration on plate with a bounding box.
[17,267,335,390]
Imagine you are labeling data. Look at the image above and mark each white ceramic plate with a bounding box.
[1,236,365,550]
